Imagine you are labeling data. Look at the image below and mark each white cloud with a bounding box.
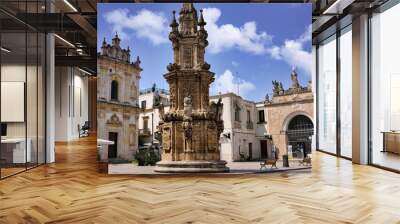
[201,8,311,75]
[298,24,312,43]
[267,46,281,60]
[103,7,312,77]
[231,61,239,67]
[203,8,272,54]
[266,25,312,76]
[278,40,312,76]
[212,70,256,97]
[104,9,169,45]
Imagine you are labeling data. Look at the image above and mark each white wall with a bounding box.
[1,63,47,164]
[71,73,89,138]
[216,96,233,161]
[138,91,169,145]
[255,103,268,137]
[139,92,154,110]
[46,32,55,163]
[55,67,89,141]
[1,65,26,136]
[1,65,39,138]
[210,93,260,161]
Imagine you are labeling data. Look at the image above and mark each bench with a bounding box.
[260,159,277,170]
[299,157,311,166]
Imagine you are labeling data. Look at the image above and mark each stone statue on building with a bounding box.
[183,95,193,118]
[153,92,161,108]
[272,80,280,96]
[215,97,224,137]
[134,56,141,67]
[265,93,270,102]
[291,67,300,89]
[279,82,284,95]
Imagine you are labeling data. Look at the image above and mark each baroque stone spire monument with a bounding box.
[154,3,229,173]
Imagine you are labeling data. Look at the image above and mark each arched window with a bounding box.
[111,80,119,101]
[288,115,313,131]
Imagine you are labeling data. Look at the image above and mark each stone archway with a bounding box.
[282,111,313,133]
[285,114,314,158]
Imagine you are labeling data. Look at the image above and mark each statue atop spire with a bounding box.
[179,3,198,36]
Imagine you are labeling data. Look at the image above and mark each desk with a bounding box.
[382,131,400,154]
[1,138,31,163]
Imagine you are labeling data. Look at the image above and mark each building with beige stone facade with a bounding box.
[97,34,142,161]
[263,69,314,159]
[139,69,313,162]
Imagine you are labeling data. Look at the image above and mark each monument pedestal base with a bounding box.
[154,160,229,173]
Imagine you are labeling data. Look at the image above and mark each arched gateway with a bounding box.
[286,115,314,158]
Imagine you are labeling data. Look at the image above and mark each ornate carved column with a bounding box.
[155,3,228,172]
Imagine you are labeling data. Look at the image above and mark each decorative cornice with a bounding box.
[97,99,139,109]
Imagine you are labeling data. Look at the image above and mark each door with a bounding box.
[108,132,118,159]
[248,143,252,160]
[260,140,268,158]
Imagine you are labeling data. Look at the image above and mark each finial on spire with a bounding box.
[170,10,178,29]
[198,9,206,28]
[112,32,121,47]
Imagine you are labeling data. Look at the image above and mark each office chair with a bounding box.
[79,121,90,138]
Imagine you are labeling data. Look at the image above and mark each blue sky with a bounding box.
[98,3,311,102]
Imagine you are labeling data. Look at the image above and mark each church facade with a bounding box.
[97,34,142,161]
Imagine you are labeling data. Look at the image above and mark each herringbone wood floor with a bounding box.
[1,135,400,224]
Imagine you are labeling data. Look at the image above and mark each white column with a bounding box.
[352,14,369,164]
[46,32,55,163]
[312,45,317,151]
